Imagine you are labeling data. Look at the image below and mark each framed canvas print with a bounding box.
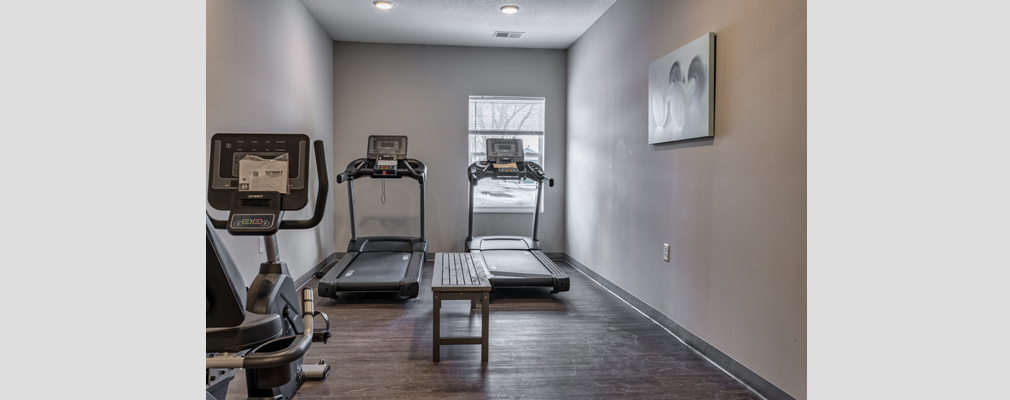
[648,32,715,144]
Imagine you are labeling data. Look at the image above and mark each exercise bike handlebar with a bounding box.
[279,140,329,230]
[206,288,317,370]
[207,140,329,230]
[209,214,228,230]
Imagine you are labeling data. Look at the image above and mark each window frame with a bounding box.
[468,96,546,214]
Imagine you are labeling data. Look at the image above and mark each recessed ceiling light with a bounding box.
[374,1,393,10]
[500,5,519,14]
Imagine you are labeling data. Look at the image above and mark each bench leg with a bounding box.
[481,291,489,362]
[433,293,440,362]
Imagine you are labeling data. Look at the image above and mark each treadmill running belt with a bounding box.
[481,250,549,276]
[338,252,411,283]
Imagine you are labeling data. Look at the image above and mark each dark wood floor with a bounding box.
[225,260,761,399]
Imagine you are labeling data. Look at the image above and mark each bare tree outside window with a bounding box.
[468,96,546,212]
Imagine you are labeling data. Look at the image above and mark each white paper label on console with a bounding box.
[238,154,289,194]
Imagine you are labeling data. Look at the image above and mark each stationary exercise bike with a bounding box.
[206,133,332,400]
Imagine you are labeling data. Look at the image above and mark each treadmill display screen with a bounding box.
[495,143,515,153]
[367,135,408,160]
[485,138,524,162]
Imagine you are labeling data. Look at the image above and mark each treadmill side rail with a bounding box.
[533,250,570,293]
[317,253,359,298]
[470,248,570,294]
[399,251,425,298]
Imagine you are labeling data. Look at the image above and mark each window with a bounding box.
[468,95,546,213]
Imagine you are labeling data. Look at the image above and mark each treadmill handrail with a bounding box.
[466,160,551,185]
[465,160,552,243]
[524,162,554,187]
[340,158,427,183]
[336,156,427,244]
[469,162,492,186]
[336,160,365,184]
[207,139,329,230]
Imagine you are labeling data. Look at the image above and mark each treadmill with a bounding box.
[318,135,427,298]
[465,138,570,293]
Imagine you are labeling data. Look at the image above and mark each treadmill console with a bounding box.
[485,138,523,177]
[367,135,407,177]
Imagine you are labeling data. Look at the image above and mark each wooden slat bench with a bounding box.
[431,253,491,362]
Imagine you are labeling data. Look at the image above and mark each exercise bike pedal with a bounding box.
[312,329,331,344]
[303,360,330,380]
[310,311,331,343]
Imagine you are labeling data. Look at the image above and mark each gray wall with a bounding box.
[331,43,567,254]
[567,1,806,398]
[207,0,335,286]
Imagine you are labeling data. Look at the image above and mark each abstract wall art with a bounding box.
[648,32,715,144]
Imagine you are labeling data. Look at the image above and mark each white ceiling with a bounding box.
[300,0,617,49]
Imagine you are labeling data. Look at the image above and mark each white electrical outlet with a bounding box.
[663,243,670,262]
[259,237,265,254]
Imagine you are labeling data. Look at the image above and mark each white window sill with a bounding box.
[474,207,544,214]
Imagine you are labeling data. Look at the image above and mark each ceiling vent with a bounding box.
[493,31,524,39]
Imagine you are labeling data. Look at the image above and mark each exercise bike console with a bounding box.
[226,192,281,235]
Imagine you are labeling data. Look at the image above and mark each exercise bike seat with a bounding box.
[206,311,283,353]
